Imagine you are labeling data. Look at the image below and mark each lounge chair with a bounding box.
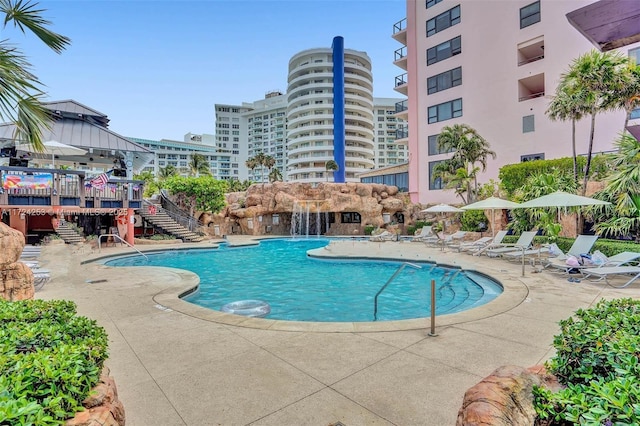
[467,230,509,255]
[443,231,468,251]
[581,266,640,288]
[548,251,640,275]
[31,268,50,291]
[411,226,434,242]
[485,231,537,258]
[458,236,492,253]
[505,234,599,263]
[370,230,397,242]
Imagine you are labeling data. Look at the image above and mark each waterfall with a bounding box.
[290,200,325,238]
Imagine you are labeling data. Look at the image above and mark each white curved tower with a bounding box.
[286,43,375,183]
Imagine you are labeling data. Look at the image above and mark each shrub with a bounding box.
[0,299,109,425]
[534,299,640,425]
[460,210,487,232]
[364,225,375,236]
[149,234,176,240]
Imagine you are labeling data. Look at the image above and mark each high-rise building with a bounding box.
[393,0,640,204]
[286,38,376,183]
[373,98,408,168]
[243,92,288,182]
[214,104,252,180]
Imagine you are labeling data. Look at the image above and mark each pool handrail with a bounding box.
[98,234,148,260]
[373,262,422,321]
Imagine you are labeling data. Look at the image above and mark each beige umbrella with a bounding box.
[461,197,520,237]
[514,191,610,221]
[421,204,463,234]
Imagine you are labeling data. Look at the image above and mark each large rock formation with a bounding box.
[456,365,562,426]
[201,182,408,236]
[0,222,34,301]
[66,367,125,426]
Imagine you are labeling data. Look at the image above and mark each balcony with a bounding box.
[395,99,408,113]
[394,73,408,95]
[396,127,409,139]
[518,38,545,66]
[394,46,407,70]
[0,166,144,210]
[518,73,545,102]
[392,18,407,45]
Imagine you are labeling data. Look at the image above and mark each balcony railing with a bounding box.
[519,91,545,102]
[395,100,408,113]
[0,166,144,209]
[395,73,407,87]
[518,54,544,66]
[396,127,409,139]
[393,18,407,34]
[394,46,407,61]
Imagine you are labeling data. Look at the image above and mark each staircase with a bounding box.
[139,202,205,243]
[55,220,85,244]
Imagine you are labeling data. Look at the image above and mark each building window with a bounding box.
[523,115,535,133]
[427,67,462,94]
[631,108,640,120]
[426,5,460,37]
[428,134,455,155]
[341,212,361,224]
[428,98,463,124]
[521,153,544,162]
[427,36,461,66]
[520,1,540,29]
[426,0,442,8]
[429,160,445,190]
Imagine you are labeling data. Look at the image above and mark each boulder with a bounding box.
[0,261,34,301]
[456,365,562,426]
[0,222,25,267]
[66,367,125,426]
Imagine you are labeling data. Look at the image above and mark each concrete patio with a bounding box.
[34,237,640,425]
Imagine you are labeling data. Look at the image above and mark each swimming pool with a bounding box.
[105,239,503,322]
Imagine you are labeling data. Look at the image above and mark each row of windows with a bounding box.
[520,1,541,29]
[427,67,462,94]
[428,98,462,124]
[427,5,460,37]
[427,36,461,66]
[426,0,442,9]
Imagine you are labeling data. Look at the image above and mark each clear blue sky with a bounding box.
[12,0,406,141]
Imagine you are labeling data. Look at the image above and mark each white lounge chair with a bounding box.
[458,236,492,253]
[581,266,640,288]
[505,234,599,263]
[31,268,50,291]
[370,230,397,242]
[468,230,509,255]
[443,231,468,251]
[411,226,434,242]
[548,251,640,275]
[485,231,537,258]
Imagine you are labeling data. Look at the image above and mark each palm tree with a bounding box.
[0,0,71,152]
[436,124,496,203]
[253,151,267,183]
[590,133,640,241]
[245,157,258,182]
[618,61,640,132]
[547,82,588,186]
[262,155,276,185]
[188,153,210,177]
[325,160,339,182]
[268,168,282,183]
[158,164,178,180]
[557,50,631,195]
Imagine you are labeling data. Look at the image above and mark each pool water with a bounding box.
[105,239,502,322]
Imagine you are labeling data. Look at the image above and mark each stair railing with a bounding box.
[373,262,422,321]
[142,199,204,235]
[98,234,148,260]
[159,190,205,233]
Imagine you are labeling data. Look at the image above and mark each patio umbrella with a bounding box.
[15,140,87,168]
[420,204,463,233]
[461,197,520,237]
[514,191,611,221]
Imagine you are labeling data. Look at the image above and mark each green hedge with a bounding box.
[0,299,109,425]
[534,299,640,425]
[499,155,611,197]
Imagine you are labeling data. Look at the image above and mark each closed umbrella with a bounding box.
[15,140,87,168]
[461,197,520,237]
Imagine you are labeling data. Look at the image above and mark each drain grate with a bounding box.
[85,279,108,284]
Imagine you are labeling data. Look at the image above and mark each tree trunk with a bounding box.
[571,118,578,187]
[581,113,596,196]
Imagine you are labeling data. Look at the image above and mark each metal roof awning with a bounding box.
[566,0,640,51]
[627,124,640,141]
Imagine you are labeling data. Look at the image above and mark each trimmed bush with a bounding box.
[460,210,487,232]
[0,299,109,425]
[534,299,640,425]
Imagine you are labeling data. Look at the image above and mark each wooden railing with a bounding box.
[0,166,144,209]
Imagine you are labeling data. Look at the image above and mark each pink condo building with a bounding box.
[392,0,640,205]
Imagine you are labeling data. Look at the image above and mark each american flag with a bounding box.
[89,172,110,189]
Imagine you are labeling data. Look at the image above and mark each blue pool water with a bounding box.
[105,239,502,322]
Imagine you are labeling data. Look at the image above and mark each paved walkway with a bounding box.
[34,237,640,426]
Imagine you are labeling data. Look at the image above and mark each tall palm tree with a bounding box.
[262,155,276,185]
[618,61,640,132]
[557,50,631,195]
[245,157,258,182]
[325,160,339,182]
[253,151,267,183]
[436,124,495,203]
[268,168,282,183]
[0,0,71,152]
[158,164,177,180]
[188,153,210,177]
[547,83,588,186]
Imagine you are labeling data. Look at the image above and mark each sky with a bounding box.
[9,0,406,141]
